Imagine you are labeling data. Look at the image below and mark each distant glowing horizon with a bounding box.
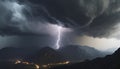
[75,35,120,51]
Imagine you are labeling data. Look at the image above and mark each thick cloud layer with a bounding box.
[26,0,120,37]
[0,0,33,35]
[0,0,120,50]
[0,0,120,38]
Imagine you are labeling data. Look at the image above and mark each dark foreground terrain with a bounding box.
[50,48,120,69]
[0,46,114,69]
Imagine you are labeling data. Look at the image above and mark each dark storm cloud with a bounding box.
[79,0,120,37]
[12,36,56,49]
[0,0,120,37]
[0,26,42,36]
[0,35,55,50]
[25,0,108,26]
[0,0,34,36]
[83,12,120,37]
[0,0,61,36]
[25,0,120,37]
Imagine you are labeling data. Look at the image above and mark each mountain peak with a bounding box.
[113,48,120,56]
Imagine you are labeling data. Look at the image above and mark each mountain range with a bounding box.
[50,48,120,69]
[0,45,106,64]
[0,45,116,69]
[58,45,106,62]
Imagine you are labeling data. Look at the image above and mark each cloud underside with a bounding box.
[0,0,120,37]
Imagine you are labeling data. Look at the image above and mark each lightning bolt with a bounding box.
[56,26,62,49]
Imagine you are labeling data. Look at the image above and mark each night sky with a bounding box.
[0,0,120,51]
